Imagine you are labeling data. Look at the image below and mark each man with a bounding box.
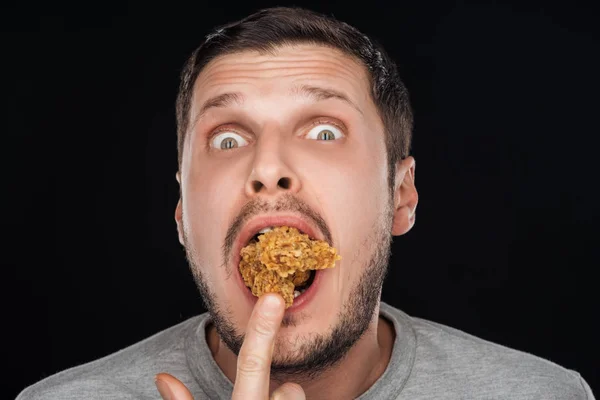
[17,7,594,400]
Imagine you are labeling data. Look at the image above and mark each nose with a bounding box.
[244,130,301,197]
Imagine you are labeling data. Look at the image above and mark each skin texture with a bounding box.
[170,43,418,399]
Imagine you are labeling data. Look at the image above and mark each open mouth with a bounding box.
[238,225,340,308]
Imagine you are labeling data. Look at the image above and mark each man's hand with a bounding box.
[155,293,305,399]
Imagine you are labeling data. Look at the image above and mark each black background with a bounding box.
[4,1,599,398]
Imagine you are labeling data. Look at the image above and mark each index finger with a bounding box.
[232,293,285,400]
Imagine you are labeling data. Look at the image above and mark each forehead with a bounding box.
[191,44,373,110]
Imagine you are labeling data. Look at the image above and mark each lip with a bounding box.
[285,268,326,312]
[233,261,329,313]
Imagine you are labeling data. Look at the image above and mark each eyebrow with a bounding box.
[193,92,244,126]
[192,84,362,126]
[289,84,363,115]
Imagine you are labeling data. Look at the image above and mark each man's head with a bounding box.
[174,7,418,380]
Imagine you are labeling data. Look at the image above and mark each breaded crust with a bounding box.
[239,226,341,307]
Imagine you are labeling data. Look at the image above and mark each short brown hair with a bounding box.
[175,7,413,190]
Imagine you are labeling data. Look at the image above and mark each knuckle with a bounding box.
[253,311,276,338]
[238,353,268,376]
[284,383,304,395]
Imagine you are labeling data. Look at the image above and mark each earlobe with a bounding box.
[175,199,184,246]
[175,172,185,246]
[391,157,418,236]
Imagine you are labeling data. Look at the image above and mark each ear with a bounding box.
[175,172,185,246]
[391,156,418,236]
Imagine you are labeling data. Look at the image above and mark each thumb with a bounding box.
[155,373,194,400]
[271,382,306,400]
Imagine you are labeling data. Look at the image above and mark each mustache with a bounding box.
[222,193,332,270]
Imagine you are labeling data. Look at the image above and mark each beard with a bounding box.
[182,192,393,382]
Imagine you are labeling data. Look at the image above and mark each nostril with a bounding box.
[252,181,263,192]
[278,177,291,189]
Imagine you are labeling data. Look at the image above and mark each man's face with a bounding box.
[176,44,400,373]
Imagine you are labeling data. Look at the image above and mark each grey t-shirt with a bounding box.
[17,302,595,399]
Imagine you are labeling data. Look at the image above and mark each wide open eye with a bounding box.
[211,132,249,150]
[305,123,344,141]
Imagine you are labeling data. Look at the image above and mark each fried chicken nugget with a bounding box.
[239,226,341,308]
[251,269,295,308]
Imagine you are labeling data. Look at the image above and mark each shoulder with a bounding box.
[381,303,595,399]
[413,317,592,398]
[15,378,143,400]
[16,315,205,400]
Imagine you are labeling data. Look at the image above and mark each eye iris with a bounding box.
[221,137,238,149]
[317,130,335,140]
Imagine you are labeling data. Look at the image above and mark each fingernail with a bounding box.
[155,377,173,400]
[261,294,282,316]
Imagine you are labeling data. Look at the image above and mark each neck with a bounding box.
[207,304,396,399]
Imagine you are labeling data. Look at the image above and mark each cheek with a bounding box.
[298,142,386,224]
[183,160,246,275]
[294,141,387,278]
[187,151,250,219]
